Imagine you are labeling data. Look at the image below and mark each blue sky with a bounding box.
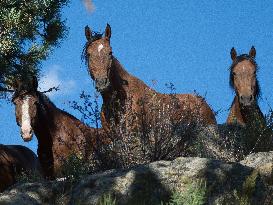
[1,0,273,152]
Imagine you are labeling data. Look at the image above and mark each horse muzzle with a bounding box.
[21,129,33,142]
[95,78,110,92]
[239,94,254,106]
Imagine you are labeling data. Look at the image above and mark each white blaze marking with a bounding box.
[21,96,31,136]
[98,44,104,53]
[56,177,67,182]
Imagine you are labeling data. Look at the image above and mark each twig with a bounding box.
[0,87,14,93]
[41,85,60,94]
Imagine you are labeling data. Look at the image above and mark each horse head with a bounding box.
[12,76,39,142]
[229,46,259,107]
[84,24,113,92]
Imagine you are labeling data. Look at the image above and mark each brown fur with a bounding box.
[12,78,107,178]
[226,48,273,153]
[0,144,40,192]
[227,46,265,126]
[84,24,216,134]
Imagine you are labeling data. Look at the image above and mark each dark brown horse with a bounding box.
[226,47,273,153]
[0,144,40,192]
[12,77,106,178]
[83,24,216,135]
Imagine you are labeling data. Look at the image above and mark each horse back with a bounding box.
[0,145,40,192]
[5,145,40,170]
[161,93,217,125]
[128,77,217,125]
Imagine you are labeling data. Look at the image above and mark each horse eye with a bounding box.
[109,51,112,55]
[233,72,236,76]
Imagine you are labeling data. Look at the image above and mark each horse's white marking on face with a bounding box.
[21,96,32,138]
[56,177,67,182]
[98,44,104,53]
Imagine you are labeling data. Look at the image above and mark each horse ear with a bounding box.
[85,26,92,41]
[105,23,111,40]
[230,47,237,61]
[32,76,38,90]
[249,46,256,58]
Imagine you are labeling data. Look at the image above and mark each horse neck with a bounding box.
[34,92,98,177]
[112,57,130,80]
[34,93,56,143]
[230,95,265,126]
[34,92,94,144]
[33,93,57,177]
[102,56,153,101]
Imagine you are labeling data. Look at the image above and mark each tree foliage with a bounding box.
[0,0,69,91]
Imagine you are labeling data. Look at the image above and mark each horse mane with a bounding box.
[37,91,56,109]
[36,91,84,123]
[0,145,9,164]
[229,54,260,98]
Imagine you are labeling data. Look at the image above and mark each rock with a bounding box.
[194,125,240,162]
[241,151,273,185]
[0,182,59,205]
[241,152,273,205]
[241,152,273,168]
[0,156,271,205]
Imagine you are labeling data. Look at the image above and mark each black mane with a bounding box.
[229,54,260,98]
[37,91,84,122]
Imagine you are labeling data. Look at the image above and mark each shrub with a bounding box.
[70,87,215,170]
[60,152,92,182]
[98,193,116,205]
[15,169,43,184]
[164,179,207,205]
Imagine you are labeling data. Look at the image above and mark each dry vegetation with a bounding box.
[67,88,272,173]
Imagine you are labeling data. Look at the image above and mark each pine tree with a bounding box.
[0,0,69,93]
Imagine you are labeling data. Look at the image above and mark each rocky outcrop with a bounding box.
[241,151,273,186]
[0,152,272,205]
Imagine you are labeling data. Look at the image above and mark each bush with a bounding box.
[99,194,116,205]
[15,169,43,184]
[70,88,215,170]
[164,179,206,205]
[60,152,92,182]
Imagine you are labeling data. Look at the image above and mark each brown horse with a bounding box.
[83,24,216,135]
[0,144,40,192]
[12,77,106,178]
[226,47,273,153]
[227,46,265,127]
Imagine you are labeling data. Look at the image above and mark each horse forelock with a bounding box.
[229,54,260,98]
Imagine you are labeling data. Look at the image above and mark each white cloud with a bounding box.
[39,65,76,97]
[82,0,95,13]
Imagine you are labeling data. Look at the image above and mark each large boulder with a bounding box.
[0,155,271,205]
[241,151,273,186]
